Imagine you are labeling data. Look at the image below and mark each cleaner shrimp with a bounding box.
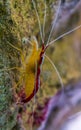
[1,0,81,103]
[1,0,81,129]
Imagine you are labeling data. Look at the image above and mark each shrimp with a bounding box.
[1,0,81,104]
[1,1,81,130]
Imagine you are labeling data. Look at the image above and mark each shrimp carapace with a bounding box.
[18,40,45,103]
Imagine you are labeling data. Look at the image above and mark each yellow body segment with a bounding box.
[20,40,42,98]
[24,71,35,98]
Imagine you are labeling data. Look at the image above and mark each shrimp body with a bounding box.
[19,40,45,103]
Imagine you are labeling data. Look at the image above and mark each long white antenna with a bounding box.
[43,0,47,41]
[46,0,61,46]
[47,24,81,47]
[32,0,44,43]
[45,54,64,91]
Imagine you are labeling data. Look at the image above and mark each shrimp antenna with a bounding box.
[47,24,81,47]
[43,0,47,41]
[32,0,44,43]
[45,54,64,94]
[46,0,61,46]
